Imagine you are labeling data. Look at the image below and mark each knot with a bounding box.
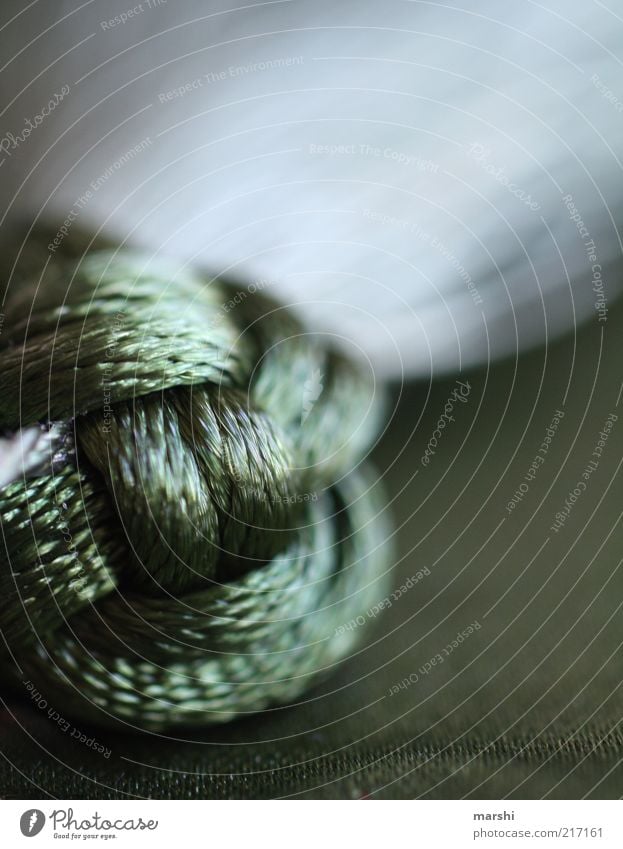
[0,244,391,729]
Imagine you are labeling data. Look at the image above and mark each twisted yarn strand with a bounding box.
[0,238,391,730]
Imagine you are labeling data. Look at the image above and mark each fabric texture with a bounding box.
[0,296,621,798]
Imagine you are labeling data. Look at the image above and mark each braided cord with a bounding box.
[0,239,392,730]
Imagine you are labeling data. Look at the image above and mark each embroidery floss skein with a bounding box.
[0,237,392,730]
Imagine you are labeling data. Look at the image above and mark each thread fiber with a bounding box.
[0,236,391,730]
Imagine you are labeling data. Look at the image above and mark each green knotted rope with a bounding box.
[0,234,392,731]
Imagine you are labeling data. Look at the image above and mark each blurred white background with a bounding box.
[1,0,621,377]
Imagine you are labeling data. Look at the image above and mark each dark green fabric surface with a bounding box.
[1,298,622,799]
